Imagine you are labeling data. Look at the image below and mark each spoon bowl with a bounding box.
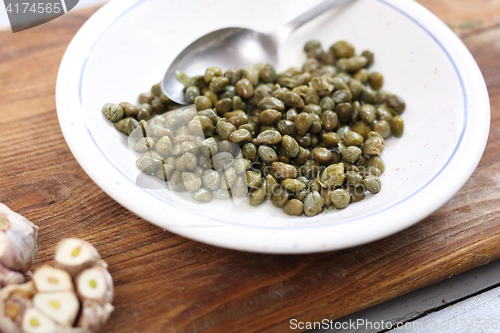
[162,28,278,105]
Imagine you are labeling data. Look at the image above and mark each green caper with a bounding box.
[272,162,298,179]
[363,176,382,193]
[194,96,212,111]
[368,72,384,90]
[233,158,251,174]
[133,137,154,153]
[360,104,376,124]
[216,121,237,140]
[391,116,404,137]
[320,163,345,188]
[346,56,367,72]
[304,191,324,217]
[386,94,406,113]
[346,171,364,186]
[210,76,229,93]
[212,152,234,170]
[363,136,385,155]
[353,68,368,83]
[136,151,164,174]
[102,103,124,122]
[192,188,212,203]
[182,172,202,192]
[304,39,321,52]
[258,145,278,164]
[235,78,254,98]
[340,145,362,163]
[119,102,136,118]
[242,143,257,160]
[343,131,364,147]
[229,129,252,145]
[219,85,236,99]
[283,199,304,216]
[313,147,332,165]
[331,189,350,209]
[220,168,237,189]
[249,182,267,206]
[331,41,354,58]
[271,186,289,208]
[322,132,340,148]
[258,109,282,125]
[185,86,200,104]
[348,185,365,203]
[373,120,391,138]
[114,117,136,135]
[213,188,232,199]
[254,129,282,145]
[203,170,221,190]
[175,152,197,171]
[295,112,312,136]
[376,107,393,122]
[283,91,305,108]
[295,147,310,165]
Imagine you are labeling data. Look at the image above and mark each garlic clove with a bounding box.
[54,239,100,278]
[33,292,79,328]
[33,266,73,293]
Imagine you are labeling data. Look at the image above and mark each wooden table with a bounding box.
[0,1,499,332]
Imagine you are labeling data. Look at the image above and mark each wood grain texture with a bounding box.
[0,1,499,332]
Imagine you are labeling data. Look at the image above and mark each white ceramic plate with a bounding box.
[56,0,489,253]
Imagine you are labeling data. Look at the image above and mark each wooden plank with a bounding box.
[310,251,500,332]
[387,286,500,332]
[0,2,499,333]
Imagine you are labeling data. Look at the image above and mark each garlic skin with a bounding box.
[0,203,39,274]
[76,300,114,333]
[0,264,25,287]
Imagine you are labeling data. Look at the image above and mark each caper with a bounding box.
[192,188,212,203]
[242,143,257,160]
[363,176,382,193]
[175,152,197,171]
[212,152,234,170]
[220,168,237,189]
[114,117,135,136]
[373,120,391,138]
[367,72,383,90]
[102,103,124,122]
[219,85,236,99]
[304,191,324,217]
[259,109,282,125]
[331,189,350,209]
[272,162,298,179]
[258,145,278,164]
[233,158,251,174]
[181,172,202,192]
[202,170,221,190]
[340,145,362,163]
[320,163,345,188]
[229,129,252,145]
[313,147,332,165]
[346,171,363,186]
[133,137,154,153]
[136,151,164,174]
[386,94,406,113]
[194,96,212,111]
[364,136,385,155]
[344,131,364,147]
[360,104,376,124]
[322,132,340,148]
[185,86,200,104]
[391,116,404,137]
[283,91,305,108]
[295,112,312,136]
[331,41,354,58]
[295,147,310,165]
[283,199,303,216]
[249,182,267,206]
[271,186,289,208]
[213,188,232,199]
[254,129,282,145]
[235,78,254,98]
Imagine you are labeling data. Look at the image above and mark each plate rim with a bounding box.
[56,0,490,253]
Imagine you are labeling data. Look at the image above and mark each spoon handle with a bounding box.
[273,0,353,45]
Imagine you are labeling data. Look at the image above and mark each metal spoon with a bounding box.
[162,0,353,105]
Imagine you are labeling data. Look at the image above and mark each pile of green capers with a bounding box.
[102,39,406,217]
